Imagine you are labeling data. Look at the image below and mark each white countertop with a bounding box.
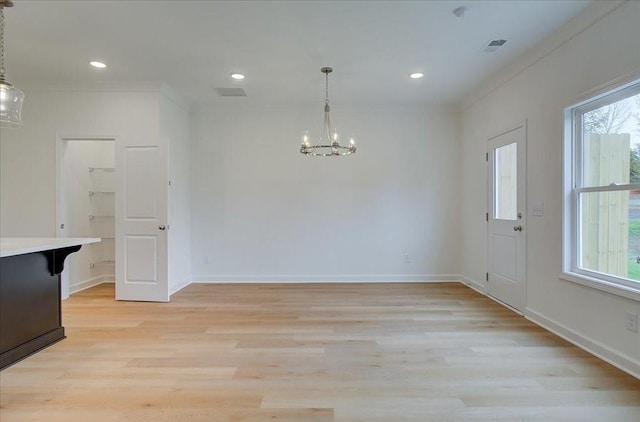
[0,238,102,258]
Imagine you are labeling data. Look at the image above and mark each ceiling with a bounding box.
[3,0,594,107]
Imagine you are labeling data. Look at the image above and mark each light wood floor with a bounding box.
[1,282,639,421]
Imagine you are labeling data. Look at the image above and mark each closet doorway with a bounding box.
[56,136,116,299]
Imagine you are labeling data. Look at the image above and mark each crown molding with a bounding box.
[159,83,192,112]
[15,80,165,94]
[459,0,626,111]
[193,101,459,115]
[14,80,192,111]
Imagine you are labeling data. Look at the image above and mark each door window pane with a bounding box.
[494,142,517,220]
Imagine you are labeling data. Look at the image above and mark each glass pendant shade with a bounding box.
[0,81,24,128]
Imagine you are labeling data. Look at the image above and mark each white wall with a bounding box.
[0,90,160,237]
[160,89,192,294]
[0,89,163,297]
[460,1,640,376]
[190,104,460,282]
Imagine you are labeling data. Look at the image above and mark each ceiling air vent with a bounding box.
[484,39,507,52]
[214,87,247,97]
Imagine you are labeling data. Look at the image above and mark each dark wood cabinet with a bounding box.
[1,244,84,370]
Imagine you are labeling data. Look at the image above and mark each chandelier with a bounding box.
[0,0,24,128]
[300,67,356,157]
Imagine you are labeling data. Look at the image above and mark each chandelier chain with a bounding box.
[325,71,329,105]
[324,71,332,140]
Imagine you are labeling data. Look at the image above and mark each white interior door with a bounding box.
[487,125,526,312]
[115,138,169,302]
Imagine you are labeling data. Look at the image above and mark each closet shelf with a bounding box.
[89,260,115,268]
[89,191,115,197]
[89,215,115,220]
[88,167,115,173]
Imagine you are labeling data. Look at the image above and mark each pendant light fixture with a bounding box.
[300,67,356,157]
[0,0,24,128]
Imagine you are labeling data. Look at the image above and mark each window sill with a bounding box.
[560,271,640,302]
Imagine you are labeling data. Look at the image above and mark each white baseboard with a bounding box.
[69,275,112,295]
[71,276,189,297]
[459,275,486,294]
[190,274,461,284]
[525,308,640,379]
[456,275,640,380]
[170,277,191,296]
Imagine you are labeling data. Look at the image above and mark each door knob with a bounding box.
[158,225,166,231]
[513,225,523,232]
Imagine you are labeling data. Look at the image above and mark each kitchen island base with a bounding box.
[0,238,99,370]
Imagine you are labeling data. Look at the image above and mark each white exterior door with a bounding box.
[487,125,526,312]
[115,138,169,302]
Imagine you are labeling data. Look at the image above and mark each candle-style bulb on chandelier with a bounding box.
[300,67,356,157]
[0,0,24,128]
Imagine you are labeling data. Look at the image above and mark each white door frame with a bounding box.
[486,123,527,312]
[55,135,119,299]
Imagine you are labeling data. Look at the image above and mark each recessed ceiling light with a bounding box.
[409,72,424,79]
[230,73,245,80]
[90,61,107,69]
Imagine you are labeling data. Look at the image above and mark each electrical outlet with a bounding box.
[404,254,411,264]
[202,255,209,264]
[625,312,638,333]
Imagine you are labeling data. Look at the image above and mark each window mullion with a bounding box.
[574,109,583,189]
[577,184,640,193]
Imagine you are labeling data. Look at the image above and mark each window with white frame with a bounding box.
[564,77,640,296]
